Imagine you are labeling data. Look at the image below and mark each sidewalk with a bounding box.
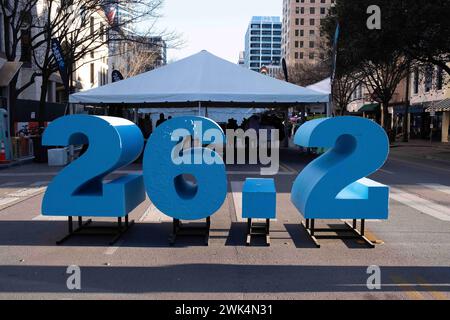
[390,139,450,163]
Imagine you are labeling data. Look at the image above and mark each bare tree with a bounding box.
[2,0,180,130]
[359,53,412,131]
[332,73,359,116]
[1,0,39,131]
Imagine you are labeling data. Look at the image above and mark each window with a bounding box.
[250,63,260,68]
[309,52,315,60]
[20,29,32,65]
[300,52,304,59]
[262,50,271,54]
[90,17,95,35]
[300,41,304,48]
[251,30,260,35]
[413,68,419,94]
[251,24,260,29]
[0,13,3,53]
[310,19,315,26]
[424,65,433,92]
[273,50,281,55]
[310,7,315,14]
[436,66,444,90]
[273,31,281,35]
[273,37,281,42]
[251,37,260,41]
[273,24,282,29]
[295,29,299,36]
[309,29,315,35]
[250,50,260,54]
[250,56,260,61]
[320,7,326,15]
[262,37,271,42]
[90,63,95,84]
[309,41,315,48]
[250,43,260,48]
[262,24,271,29]
[300,30,304,36]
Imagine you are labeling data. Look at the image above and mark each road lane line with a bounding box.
[32,215,66,221]
[104,239,125,255]
[8,187,46,197]
[418,183,450,196]
[0,197,20,206]
[230,181,244,222]
[390,275,425,300]
[415,276,448,300]
[390,188,450,221]
[389,157,450,174]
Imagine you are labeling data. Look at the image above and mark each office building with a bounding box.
[244,16,282,74]
[282,0,335,66]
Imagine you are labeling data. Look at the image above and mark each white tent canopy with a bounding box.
[306,77,331,95]
[70,50,329,105]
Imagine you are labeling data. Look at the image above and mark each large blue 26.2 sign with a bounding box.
[42,115,389,222]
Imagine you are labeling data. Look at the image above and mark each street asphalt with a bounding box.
[0,143,449,300]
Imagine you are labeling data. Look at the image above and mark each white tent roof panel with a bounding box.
[70,50,329,105]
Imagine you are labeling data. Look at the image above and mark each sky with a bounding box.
[154,0,282,63]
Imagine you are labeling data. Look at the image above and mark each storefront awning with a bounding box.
[0,61,23,87]
[426,98,450,112]
[359,103,380,112]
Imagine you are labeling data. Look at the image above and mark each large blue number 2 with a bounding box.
[291,116,389,220]
[42,115,146,217]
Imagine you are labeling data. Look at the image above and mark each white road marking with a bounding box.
[230,181,244,222]
[0,197,20,206]
[390,187,450,221]
[139,203,172,223]
[419,183,450,196]
[104,239,125,255]
[8,187,46,197]
[380,169,394,175]
[32,215,67,221]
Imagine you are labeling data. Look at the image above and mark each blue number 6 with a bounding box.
[42,115,146,217]
[291,116,389,220]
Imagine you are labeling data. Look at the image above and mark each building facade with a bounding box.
[282,0,335,67]
[244,16,282,74]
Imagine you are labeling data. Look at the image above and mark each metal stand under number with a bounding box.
[169,217,211,246]
[246,218,271,246]
[301,219,375,248]
[56,215,135,245]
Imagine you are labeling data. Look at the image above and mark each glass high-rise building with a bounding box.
[244,16,282,74]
